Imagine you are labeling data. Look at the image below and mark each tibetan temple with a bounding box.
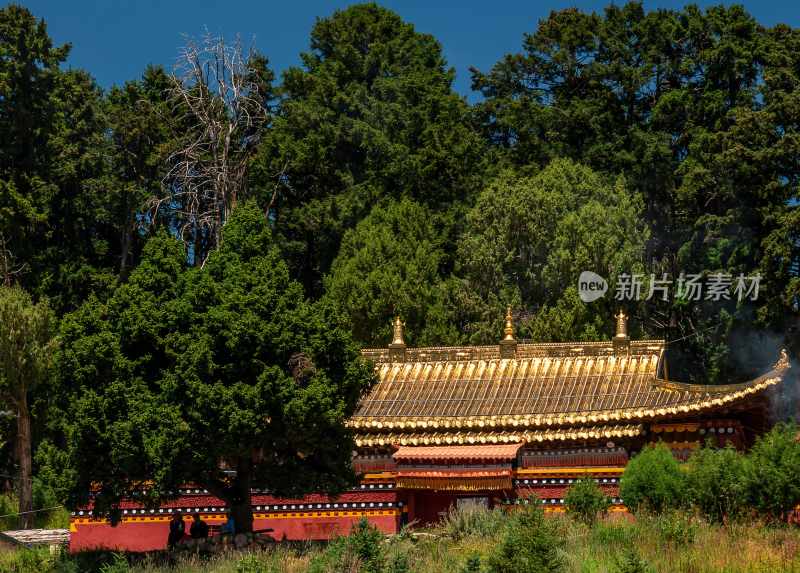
[70,310,791,551]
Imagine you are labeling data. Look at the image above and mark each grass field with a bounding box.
[2,507,800,573]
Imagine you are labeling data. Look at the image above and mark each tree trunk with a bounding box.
[230,497,253,535]
[230,457,254,534]
[16,394,32,529]
[119,211,133,279]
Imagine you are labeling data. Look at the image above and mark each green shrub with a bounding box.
[31,477,58,512]
[565,478,611,525]
[648,511,697,545]
[685,444,748,522]
[99,553,130,573]
[743,422,800,522]
[236,552,277,573]
[614,548,652,573]
[309,517,385,573]
[348,518,385,573]
[0,493,17,529]
[620,443,685,514]
[387,552,410,573]
[5,548,52,573]
[485,504,564,573]
[52,555,80,573]
[461,553,482,573]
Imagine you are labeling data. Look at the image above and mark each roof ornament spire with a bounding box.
[389,316,406,362]
[614,309,629,339]
[391,316,405,346]
[774,348,790,371]
[613,309,630,354]
[503,306,515,342]
[499,306,517,358]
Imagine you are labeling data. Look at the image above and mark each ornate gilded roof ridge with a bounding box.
[361,339,665,353]
[361,339,665,363]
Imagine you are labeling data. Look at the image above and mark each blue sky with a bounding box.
[20,0,800,99]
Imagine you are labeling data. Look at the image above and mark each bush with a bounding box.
[235,552,280,573]
[565,478,611,525]
[99,553,130,573]
[461,553,482,573]
[309,517,385,573]
[620,443,685,513]
[743,422,800,522]
[485,503,564,573]
[0,493,16,529]
[387,552,410,573]
[685,444,748,523]
[348,518,385,573]
[2,548,52,573]
[614,548,652,573]
[648,511,697,545]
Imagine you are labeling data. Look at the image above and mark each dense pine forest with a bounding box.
[0,0,798,535]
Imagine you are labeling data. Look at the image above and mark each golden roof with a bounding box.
[352,338,789,436]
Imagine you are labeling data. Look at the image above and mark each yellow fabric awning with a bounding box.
[396,469,513,492]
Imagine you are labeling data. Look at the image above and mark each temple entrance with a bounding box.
[392,443,522,526]
[407,491,497,525]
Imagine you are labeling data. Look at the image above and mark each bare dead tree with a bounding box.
[154,32,269,266]
[0,233,26,286]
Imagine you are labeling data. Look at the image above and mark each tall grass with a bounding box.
[439,504,506,540]
[2,508,800,572]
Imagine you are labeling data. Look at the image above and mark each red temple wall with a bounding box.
[71,519,174,553]
[70,511,401,553]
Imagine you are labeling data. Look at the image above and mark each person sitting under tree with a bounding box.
[190,513,209,539]
[167,512,185,549]
[220,511,236,537]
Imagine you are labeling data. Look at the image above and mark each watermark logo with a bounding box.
[578,272,761,302]
[578,271,609,302]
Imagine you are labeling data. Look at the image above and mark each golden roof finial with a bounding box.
[391,316,406,346]
[614,309,628,339]
[503,306,515,341]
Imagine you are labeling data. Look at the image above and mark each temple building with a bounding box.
[70,310,791,551]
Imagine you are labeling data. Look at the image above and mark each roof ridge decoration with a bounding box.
[503,306,515,342]
[775,348,790,371]
[615,310,629,340]
[500,306,517,358]
[362,308,664,363]
[361,340,666,364]
[613,309,630,354]
[388,316,406,361]
[391,316,405,347]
